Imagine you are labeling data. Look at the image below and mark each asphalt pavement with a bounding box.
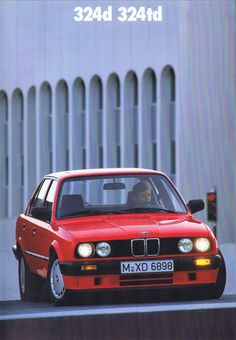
[1,294,236,320]
[1,295,236,339]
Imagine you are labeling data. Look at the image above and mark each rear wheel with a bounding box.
[19,255,43,301]
[48,255,70,305]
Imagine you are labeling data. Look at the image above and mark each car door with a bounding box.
[30,179,58,277]
[23,178,53,275]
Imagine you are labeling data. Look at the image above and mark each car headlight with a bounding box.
[77,243,94,258]
[96,242,111,257]
[195,238,210,252]
[178,238,193,253]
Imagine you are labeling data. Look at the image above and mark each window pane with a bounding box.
[33,179,51,208]
[57,174,187,219]
[45,180,57,206]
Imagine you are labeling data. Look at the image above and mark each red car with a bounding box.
[12,168,226,305]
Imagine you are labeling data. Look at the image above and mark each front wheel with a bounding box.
[211,250,226,298]
[196,250,226,300]
[48,256,70,305]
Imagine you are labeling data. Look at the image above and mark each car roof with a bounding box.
[46,168,163,180]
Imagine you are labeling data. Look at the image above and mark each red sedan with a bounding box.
[12,168,226,305]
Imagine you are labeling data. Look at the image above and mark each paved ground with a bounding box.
[1,295,236,339]
[1,294,236,320]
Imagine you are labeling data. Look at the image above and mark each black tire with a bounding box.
[48,255,70,306]
[211,250,226,298]
[18,255,43,301]
[197,250,226,300]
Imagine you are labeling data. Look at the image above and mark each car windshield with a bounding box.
[56,173,188,219]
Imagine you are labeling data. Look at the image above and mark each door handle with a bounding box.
[22,224,26,231]
[32,226,36,235]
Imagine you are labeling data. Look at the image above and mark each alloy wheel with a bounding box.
[50,259,65,300]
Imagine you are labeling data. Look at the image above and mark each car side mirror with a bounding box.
[31,207,51,222]
[187,199,205,214]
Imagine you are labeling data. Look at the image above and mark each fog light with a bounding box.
[195,259,211,266]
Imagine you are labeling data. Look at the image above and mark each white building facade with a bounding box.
[0,0,235,300]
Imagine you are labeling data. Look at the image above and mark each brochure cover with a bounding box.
[0,1,235,339]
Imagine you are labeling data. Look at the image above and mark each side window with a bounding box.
[30,179,51,211]
[44,180,57,209]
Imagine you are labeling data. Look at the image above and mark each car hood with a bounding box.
[58,213,210,241]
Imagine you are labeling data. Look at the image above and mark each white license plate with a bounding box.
[120,260,174,274]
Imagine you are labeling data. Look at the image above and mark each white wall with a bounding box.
[0,0,181,91]
[177,1,236,244]
[0,219,19,301]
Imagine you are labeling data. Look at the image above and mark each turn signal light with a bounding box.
[195,259,211,266]
[81,265,97,271]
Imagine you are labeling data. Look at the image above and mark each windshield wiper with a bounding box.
[60,207,183,218]
[60,209,127,218]
[155,208,179,213]
[117,207,179,214]
[80,210,128,216]
[117,207,159,213]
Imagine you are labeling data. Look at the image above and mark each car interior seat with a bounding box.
[59,194,84,217]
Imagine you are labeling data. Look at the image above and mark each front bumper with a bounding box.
[12,244,21,260]
[60,255,221,291]
[60,255,221,276]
